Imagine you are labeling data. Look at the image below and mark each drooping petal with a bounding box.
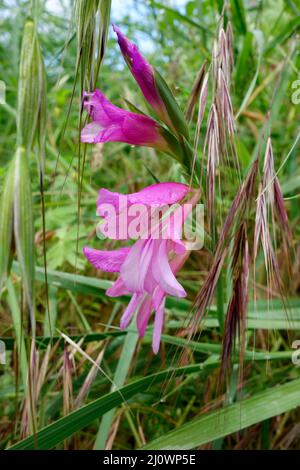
[152,285,166,310]
[120,293,143,330]
[136,295,153,337]
[119,240,144,292]
[83,246,130,272]
[150,253,189,308]
[81,89,168,150]
[143,263,158,295]
[120,239,154,292]
[152,240,186,298]
[137,239,155,290]
[152,298,166,354]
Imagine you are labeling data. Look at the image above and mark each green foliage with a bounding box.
[0,0,300,451]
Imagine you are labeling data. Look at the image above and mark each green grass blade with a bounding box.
[235,30,264,119]
[13,148,35,331]
[230,0,247,35]
[6,363,208,450]
[94,324,139,449]
[150,1,212,36]
[265,17,300,54]
[11,262,300,329]
[143,378,300,449]
[6,279,28,388]
[0,159,15,292]
[43,286,58,338]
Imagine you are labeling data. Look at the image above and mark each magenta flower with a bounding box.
[95,182,190,242]
[113,25,188,139]
[113,25,165,119]
[81,89,170,151]
[83,182,198,353]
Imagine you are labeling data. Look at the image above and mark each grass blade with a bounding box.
[0,159,15,292]
[6,279,28,388]
[7,363,208,450]
[13,148,35,331]
[143,378,300,449]
[94,324,139,449]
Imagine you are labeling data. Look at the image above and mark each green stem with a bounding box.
[94,321,139,449]
[123,407,143,448]
[7,279,28,388]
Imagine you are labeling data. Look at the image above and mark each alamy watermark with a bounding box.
[95,199,205,250]
[291,79,300,105]
[291,340,300,367]
[0,80,6,105]
[0,340,6,365]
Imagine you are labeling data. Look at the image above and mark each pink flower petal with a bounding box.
[113,25,163,113]
[95,183,190,241]
[129,182,189,206]
[152,298,166,354]
[120,239,154,292]
[83,89,123,125]
[136,295,153,337]
[120,293,143,330]
[113,25,188,138]
[172,239,186,254]
[83,246,130,272]
[106,276,130,297]
[97,188,123,215]
[152,240,186,298]
[81,89,167,149]
[97,183,189,213]
[81,122,103,143]
[81,124,126,145]
[152,286,166,310]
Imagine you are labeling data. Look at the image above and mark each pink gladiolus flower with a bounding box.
[113,25,188,139]
[81,89,169,151]
[96,182,190,242]
[113,25,166,119]
[83,182,199,353]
